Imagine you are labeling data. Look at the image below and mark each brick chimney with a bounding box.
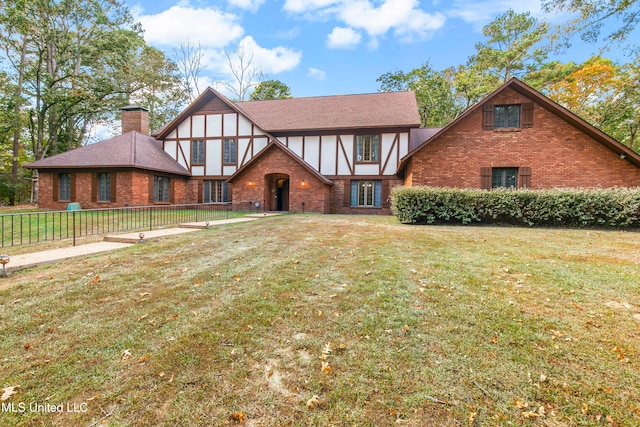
[121,105,150,135]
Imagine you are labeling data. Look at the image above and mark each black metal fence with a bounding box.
[1,203,232,248]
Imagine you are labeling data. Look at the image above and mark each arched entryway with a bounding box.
[265,173,290,211]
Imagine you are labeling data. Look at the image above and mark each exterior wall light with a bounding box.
[138,232,145,243]
[248,180,253,186]
[301,179,306,186]
[620,153,627,160]
[0,254,9,278]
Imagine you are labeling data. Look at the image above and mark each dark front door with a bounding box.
[276,178,289,211]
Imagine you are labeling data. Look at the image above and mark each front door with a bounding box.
[276,178,289,211]
[265,173,290,211]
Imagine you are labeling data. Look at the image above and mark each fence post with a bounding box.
[149,207,153,231]
[73,210,76,247]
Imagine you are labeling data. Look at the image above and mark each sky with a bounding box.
[125,0,631,99]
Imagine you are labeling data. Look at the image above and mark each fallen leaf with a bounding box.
[581,403,589,415]
[93,275,100,282]
[322,343,332,355]
[234,275,241,282]
[306,395,322,408]
[321,361,331,374]
[1,386,19,401]
[194,281,202,287]
[490,336,498,344]
[522,411,539,419]
[23,343,32,350]
[229,411,245,423]
[572,302,584,311]
[122,349,132,360]
[137,314,149,322]
[515,400,529,409]
[468,411,477,425]
[139,292,151,297]
[138,354,150,363]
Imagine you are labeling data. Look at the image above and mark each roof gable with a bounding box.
[227,140,333,185]
[398,78,640,172]
[25,131,191,176]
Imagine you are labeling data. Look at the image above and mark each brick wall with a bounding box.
[231,146,331,213]
[408,88,640,188]
[36,169,193,210]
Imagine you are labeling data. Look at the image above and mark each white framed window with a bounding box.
[356,135,380,162]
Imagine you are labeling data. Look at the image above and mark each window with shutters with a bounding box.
[98,173,111,202]
[494,105,520,128]
[192,140,204,165]
[483,102,533,130]
[204,180,228,203]
[350,180,382,207]
[492,168,518,189]
[59,173,71,201]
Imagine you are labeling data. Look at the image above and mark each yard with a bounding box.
[0,215,639,426]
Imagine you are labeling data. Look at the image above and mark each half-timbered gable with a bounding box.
[154,89,420,213]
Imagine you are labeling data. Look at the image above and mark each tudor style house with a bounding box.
[26,78,640,214]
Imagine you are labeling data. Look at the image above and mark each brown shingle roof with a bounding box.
[24,131,191,176]
[236,91,421,132]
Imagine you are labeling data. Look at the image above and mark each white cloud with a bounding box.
[446,0,547,28]
[238,36,303,74]
[283,0,340,14]
[283,0,446,48]
[308,67,327,80]
[326,27,362,49]
[136,5,244,48]
[227,0,267,12]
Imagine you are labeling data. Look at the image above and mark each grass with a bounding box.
[0,215,639,426]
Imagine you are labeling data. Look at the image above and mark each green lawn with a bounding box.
[1,215,639,426]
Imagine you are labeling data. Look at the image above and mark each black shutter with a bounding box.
[110,173,117,203]
[519,167,531,188]
[148,175,155,203]
[482,103,494,130]
[480,167,492,190]
[521,103,534,128]
[91,173,97,203]
[53,173,59,202]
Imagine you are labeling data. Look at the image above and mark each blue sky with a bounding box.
[124,0,630,99]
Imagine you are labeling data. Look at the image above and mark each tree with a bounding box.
[469,9,550,82]
[219,41,265,101]
[249,80,292,100]
[543,0,640,54]
[174,39,205,103]
[0,0,188,202]
[378,63,462,127]
[543,56,640,153]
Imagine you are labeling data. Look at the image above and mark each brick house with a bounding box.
[26,78,640,213]
[25,106,193,210]
[398,78,640,189]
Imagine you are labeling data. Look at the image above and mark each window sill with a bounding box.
[494,128,522,132]
[349,206,382,209]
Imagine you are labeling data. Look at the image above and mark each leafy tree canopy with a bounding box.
[249,80,293,101]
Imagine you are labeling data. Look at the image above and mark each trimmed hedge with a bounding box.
[391,186,640,227]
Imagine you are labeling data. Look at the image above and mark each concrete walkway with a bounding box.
[3,215,274,275]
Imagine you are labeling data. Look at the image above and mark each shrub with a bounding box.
[391,186,640,228]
